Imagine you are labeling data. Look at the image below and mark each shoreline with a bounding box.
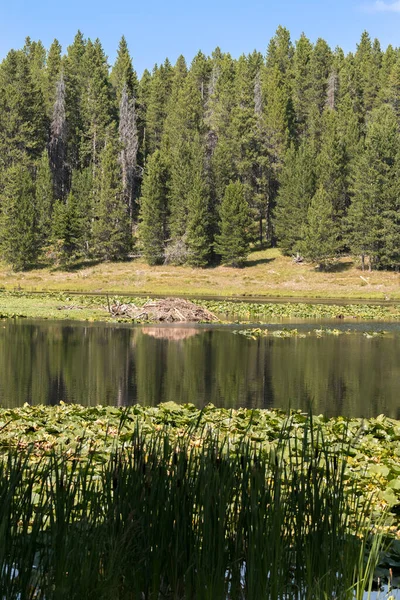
[1,290,400,323]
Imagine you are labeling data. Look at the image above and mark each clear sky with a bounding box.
[0,0,399,74]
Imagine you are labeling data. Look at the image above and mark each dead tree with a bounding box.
[119,84,139,221]
[49,72,69,199]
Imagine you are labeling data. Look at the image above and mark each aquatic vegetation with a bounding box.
[234,327,389,339]
[200,299,400,322]
[1,290,400,324]
[1,404,400,513]
[0,409,396,599]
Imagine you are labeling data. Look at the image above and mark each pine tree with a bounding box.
[274,141,316,255]
[70,167,94,256]
[138,150,169,265]
[214,182,251,267]
[317,109,349,218]
[146,59,174,153]
[165,67,205,246]
[347,104,399,270]
[292,33,312,136]
[63,30,86,170]
[110,36,138,109]
[44,39,62,116]
[301,186,341,269]
[0,49,47,169]
[230,52,265,242]
[35,150,54,250]
[92,129,131,260]
[50,192,83,265]
[136,68,152,162]
[355,32,381,113]
[206,50,237,204]
[308,38,333,116]
[0,161,38,270]
[185,138,211,267]
[80,39,113,168]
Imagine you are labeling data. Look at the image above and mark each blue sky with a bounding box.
[1,0,400,74]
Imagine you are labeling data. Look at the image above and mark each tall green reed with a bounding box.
[0,416,390,599]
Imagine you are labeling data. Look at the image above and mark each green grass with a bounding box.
[0,411,394,599]
[1,291,400,324]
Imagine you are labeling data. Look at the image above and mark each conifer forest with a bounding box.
[1,28,400,272]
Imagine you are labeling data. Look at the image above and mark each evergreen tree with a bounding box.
[292,33,312,136]
[146,59,174,153]
[185,139,211,267]
[110,36,138,108]
[308,38,333,116]
[80,39,113,168]
[214,181,251,267]
[70,167,94,256]
[347,104,399,270]
[317,109,349,218]
[136,68,152,162]
[35,150,54,250]
[138,150,169,265]
[44,39,62,116]
[0,161,37,270]
[0,49,47,169]
[301,186,341,269]
[165,67,205,246]
[92,129,131,260]
[274,141,316,255]
[50,192,83,265]
[63,30,86,170]
[355,31,381,113]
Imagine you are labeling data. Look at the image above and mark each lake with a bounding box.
[2,319,400,418]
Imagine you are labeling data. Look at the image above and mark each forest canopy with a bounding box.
[0,29,399,271]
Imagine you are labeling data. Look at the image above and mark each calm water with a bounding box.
[2,319,400,418]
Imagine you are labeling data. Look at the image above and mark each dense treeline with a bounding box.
[1,29,400,270]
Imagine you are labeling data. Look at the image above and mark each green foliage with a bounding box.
[347,105,400,270]
[110,35,138,108]
[215,181,251,267]
[0,30,399,272]
[92,130,131,261]
[49,192,83,265]
[275,141,316,255]
[301,186,341,269]
[138,150,169,265]
[0,161,38,271]
[0,404,394,599]
[35,150,54,249]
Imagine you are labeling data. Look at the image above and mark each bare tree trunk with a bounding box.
[49,72,69,199]
[119,84,139,221]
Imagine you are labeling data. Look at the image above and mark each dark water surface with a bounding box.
[2,319,400,418]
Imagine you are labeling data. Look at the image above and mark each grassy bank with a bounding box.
[1,248,400,301]
[2,291,400,323]
[1,403,399,598]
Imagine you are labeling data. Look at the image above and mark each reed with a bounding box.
[0,417,390,599]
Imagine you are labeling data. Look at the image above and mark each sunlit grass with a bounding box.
[0,248,399,300]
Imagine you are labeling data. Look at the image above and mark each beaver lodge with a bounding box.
[107,298,218,323]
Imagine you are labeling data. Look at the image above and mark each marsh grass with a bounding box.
[0,417,390,599]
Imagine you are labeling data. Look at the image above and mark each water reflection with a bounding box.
[2,319,400,418]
